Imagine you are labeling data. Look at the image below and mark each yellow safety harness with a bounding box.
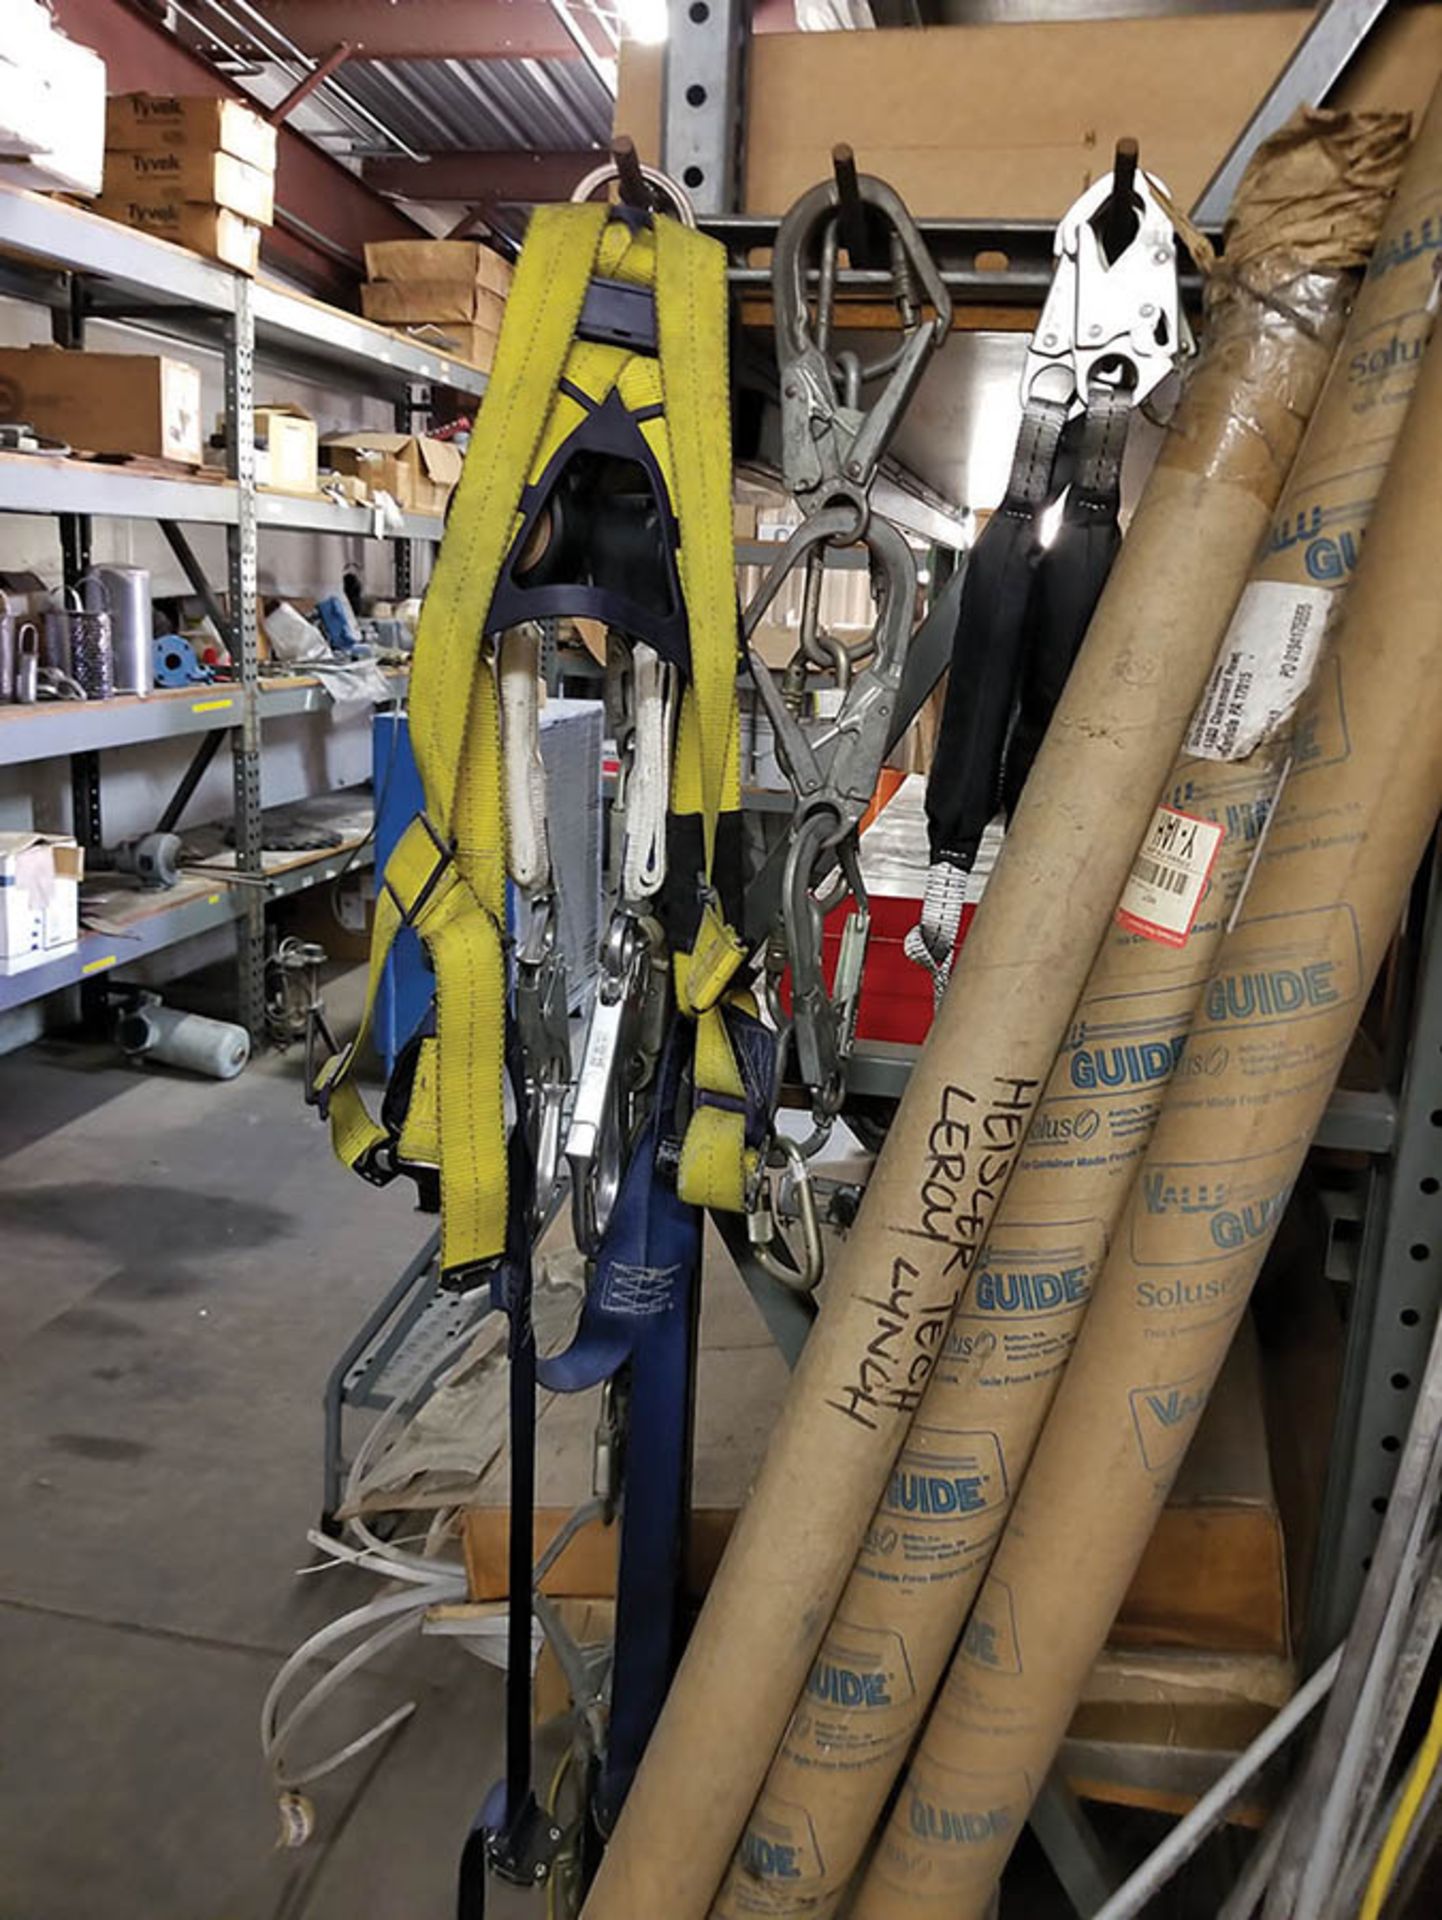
[315,202,753,1279]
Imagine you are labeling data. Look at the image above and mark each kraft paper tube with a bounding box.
[580,113,1390,1920]
[853,256,1442,1920]
[711,98,1420,1916]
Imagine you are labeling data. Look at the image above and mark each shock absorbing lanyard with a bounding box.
[910,161,1187,995]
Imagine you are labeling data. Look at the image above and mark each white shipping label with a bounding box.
[1185,580,1338,761]
[1116,806,1224,949]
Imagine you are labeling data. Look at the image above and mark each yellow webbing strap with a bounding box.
[319,204,608,1275]
[319,204,755,1263]
[649,217,754,1211]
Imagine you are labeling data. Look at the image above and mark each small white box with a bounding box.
[0,29,105,195]
[0,832,83,968]
[0,51,53,156]
[0,0,58,70]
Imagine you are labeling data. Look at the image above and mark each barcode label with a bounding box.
[1116,806,1225,949]
[1130,855,1191,896]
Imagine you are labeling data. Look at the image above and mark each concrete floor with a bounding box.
[0,1024,666,1920]
[0,1008,1166,1920]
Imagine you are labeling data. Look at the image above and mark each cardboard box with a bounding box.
[319,431,463,515]
[423,320,501,372]
[1064,1650,1295,1820]
[0,26,104,196]
[0,347,203,466]
[363,238,513,296]
[103,146,274,225]
[360,279,507,327]
[95,199,260,274]
[255,405,318,494]
[0,833,82,968]
[618,8,1442,217]
[105,94,278,175]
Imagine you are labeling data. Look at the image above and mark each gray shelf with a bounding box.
[251,282,487,396]
[0,671,406,769]
[0,183,489,399]
[256,490,445,541]
[0,453,447,543]
[0,454,240,525]
[0,181,235,315]
[0,885,242,1014]
[0,837,376,1015]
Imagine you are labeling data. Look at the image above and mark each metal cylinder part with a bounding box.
[40,607,72,675]
[14,622,39,704]
[117,1003,251,1079]
[67,609,115,700]
[83,567,153,695]
[0,613,34,701]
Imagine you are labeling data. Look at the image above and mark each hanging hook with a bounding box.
[1096,136,1141,266]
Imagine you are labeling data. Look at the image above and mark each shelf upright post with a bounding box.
[51,276,102,857]
[661,0,751,216]
[1307,850,1442,1657]
[226,273,266,1039]
[393,382,427,600]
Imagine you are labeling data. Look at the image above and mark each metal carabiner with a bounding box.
[745,507,917,849]
[748,1138,825,1293]
[772,167,952,524]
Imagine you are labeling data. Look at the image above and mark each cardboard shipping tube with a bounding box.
[852,301,1442,1920]
[710,95,1426,1920]
[579,111,1391,1920]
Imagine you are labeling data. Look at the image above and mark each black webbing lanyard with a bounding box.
[924,381,1131,878]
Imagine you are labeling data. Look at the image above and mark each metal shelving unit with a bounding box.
[0,181,478,1035]
[0,839,378,1016]
[0,669,405,765]
[0,453,449,542]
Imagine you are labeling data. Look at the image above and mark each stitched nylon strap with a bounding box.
[318,204,753,1270]
[913,381,1128,994]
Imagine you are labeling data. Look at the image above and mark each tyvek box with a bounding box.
[0,833,83,968]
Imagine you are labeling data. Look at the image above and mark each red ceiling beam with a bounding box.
[263,0,579,61]
[49,0,425,302]
[364,148,600,203]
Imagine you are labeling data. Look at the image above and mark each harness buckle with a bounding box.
[565,910,669,1255]
[384,812,456,931]
[305,1003,343,1116]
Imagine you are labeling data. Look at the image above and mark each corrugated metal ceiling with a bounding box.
[337,56,613,152]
